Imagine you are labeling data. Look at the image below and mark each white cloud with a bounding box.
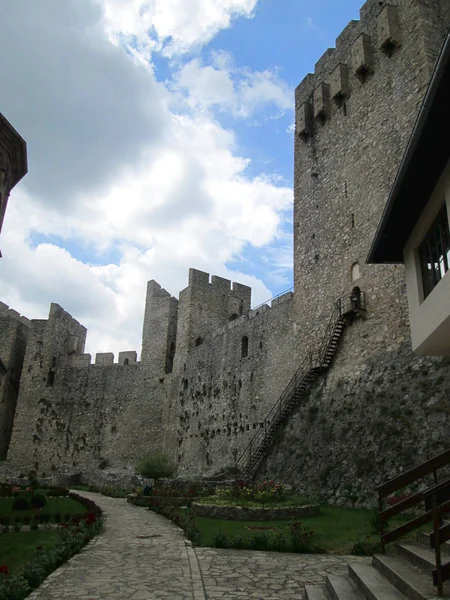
[173,52,293,118]
[102,0,258,57]
[0,0,293,357]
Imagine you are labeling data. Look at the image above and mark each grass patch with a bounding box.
[69,485,91,492]
[196,506,414,554]
[0,497,88,519]
[0,530,60,573]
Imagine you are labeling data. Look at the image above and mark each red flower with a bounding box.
[0,565,8,575]
[36,546,43,551]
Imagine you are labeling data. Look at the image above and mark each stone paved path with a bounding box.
[28,492,368,600]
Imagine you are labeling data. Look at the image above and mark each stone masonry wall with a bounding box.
[260,0,450,502]
[0,302,29,459]
[166,292,297,477]
[5,303,167,475]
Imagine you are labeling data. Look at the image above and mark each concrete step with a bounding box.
[396,541,437,572]
[417,522,450,553]
[305,585,329,600]
[348,561,409,600]
[326,574,363,600]
[373,553,439,600]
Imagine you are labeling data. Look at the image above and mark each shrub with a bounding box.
[30,493,47,510]
[13,521,22,533]
[136,452,176,481]
[215,480,288,504]
[272,532,287,552]
[289,521,317,553]
[0,573,31,600]
[0,486,12,498]
[213,531,228,548]
[249,532,270,551]
[232,535,246,549]
[351,539,382,556]
[30,519,39,531]
[369,508,385,536]
[45,487,69,497]
[27,471,39,488]
[12,498,30,511]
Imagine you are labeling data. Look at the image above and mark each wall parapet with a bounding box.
[295,0,407,138]
[0,301,31,327]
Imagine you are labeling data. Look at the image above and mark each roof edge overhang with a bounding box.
[367,29,450,264]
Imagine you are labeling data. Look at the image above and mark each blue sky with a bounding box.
[0,0,366,354]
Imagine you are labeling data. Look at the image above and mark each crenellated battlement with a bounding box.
[186,268,251,300]
[66,350,139,368]
[190,290,295,343]
[295,0,410,138]
[0,301,31,327]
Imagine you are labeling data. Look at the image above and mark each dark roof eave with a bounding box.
[367,30,450,264]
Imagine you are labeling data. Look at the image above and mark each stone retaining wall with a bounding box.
[191,503,320,520]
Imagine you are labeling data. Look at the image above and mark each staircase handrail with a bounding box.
[235,352,311,473]
[377,449,450,571]
[235,291,364,479]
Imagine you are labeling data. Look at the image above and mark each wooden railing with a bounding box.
[377,449,450,596]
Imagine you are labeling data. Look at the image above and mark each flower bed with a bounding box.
[0,490,91,532]
[0,492,103,600]
[192,502,320,521]
[127,494,198,508]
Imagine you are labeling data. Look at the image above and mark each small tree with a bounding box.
[136,452,176,482]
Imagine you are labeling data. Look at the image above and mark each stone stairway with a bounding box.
[306,523,450,600]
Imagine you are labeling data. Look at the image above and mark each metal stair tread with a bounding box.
[349,561,409,600]
[373,552,441,600]
[305,585,329,600]
[326,574,364,600]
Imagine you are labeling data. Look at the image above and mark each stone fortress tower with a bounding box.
[0,112,27,459]
[1,0,450,503]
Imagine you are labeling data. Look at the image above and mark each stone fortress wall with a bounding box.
[0,302,30,459]
[262,0,450,503]
[1,269,299,481]
[1,0,450,503]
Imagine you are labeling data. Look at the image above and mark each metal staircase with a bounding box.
[235,291,366,482]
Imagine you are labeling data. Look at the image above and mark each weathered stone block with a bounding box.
[378,5,401,54]
[313,82,331,120]
[330,63,350,102]
[118,351,137,365]
[95,352,114,366]
[296,102,313,138]
[352,33,374,78]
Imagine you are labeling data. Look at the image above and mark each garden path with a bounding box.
[28,492,368,600]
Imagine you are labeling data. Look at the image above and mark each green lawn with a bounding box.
[0,530,61,573]
[0,497,88,519]
[196,506,414,554]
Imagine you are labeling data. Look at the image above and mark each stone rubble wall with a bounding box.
[0,302,30,459]
[166,293,297,477]
[260,0,450,504]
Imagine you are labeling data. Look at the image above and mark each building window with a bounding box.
[241,336,249,358]
[195,337,203,347]
[351,262,360,282]
[123,358,129,365]
[419,203,450,300]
